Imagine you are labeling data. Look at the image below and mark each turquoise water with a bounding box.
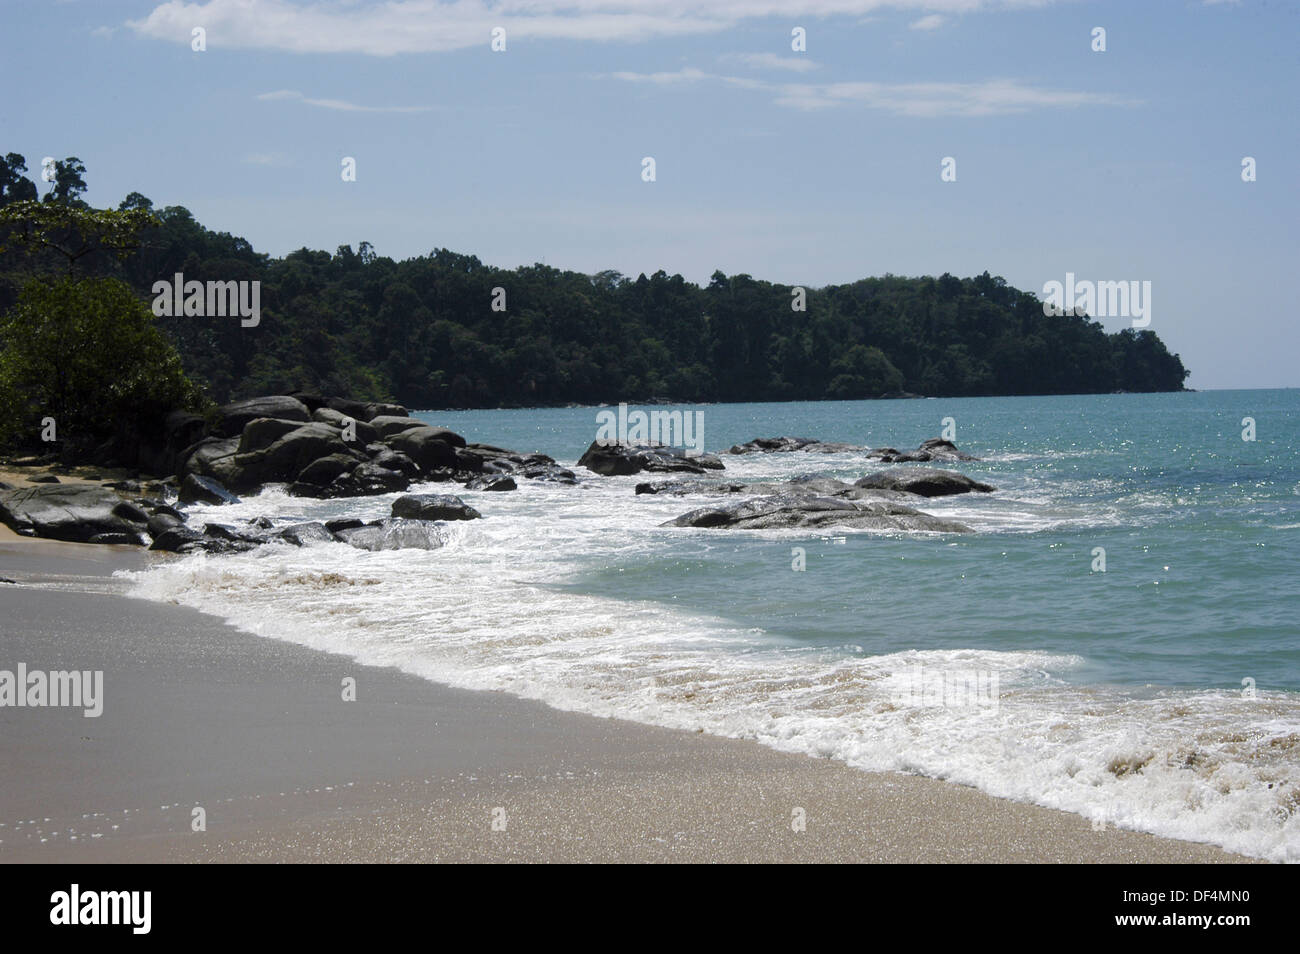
[429,390,1300,693]
[130,389,1300,860]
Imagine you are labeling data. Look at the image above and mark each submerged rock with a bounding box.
[877,438,979,463]
[853,468,995,497]
[578,440,725,476]
[336,518,448,551]
[663,494,972,533]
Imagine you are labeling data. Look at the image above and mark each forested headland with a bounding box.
[1,152,1189,414]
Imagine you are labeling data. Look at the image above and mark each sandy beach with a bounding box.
[0,534,1255,864]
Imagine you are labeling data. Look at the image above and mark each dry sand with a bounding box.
[0,538,1258,863]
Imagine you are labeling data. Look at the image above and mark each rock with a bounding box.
[663,494,972,533]
[294,453,358,487]
[326,398,409,423]
[336,518,448,551]
[635,479,752,496]
[367,415,424,438]
[238,417,310,454]
[29,474,61,483]
[324,518,365,534]
[365,402,408,420]
[275,522,337,546]
[178,474,240,505]
[87,532,146,545]
[215,396,310,437]
[284,391,329,413]
[247,516,275,530]
[878,439,979,463]
[385,426,463,471]
[323,461,412,497]
[311,408,380,445]
[148,525,204,552]
[0,484,150,543]
[147,512,184,537]
[226,423,363,491]
[635,475,910,501]
[466,475,517,492]
[577,441,725,476]
[726,436,825,454]
[178,436,241,485]
[391,494,481,521]
[202,523,267,544]
[853,468,995,497]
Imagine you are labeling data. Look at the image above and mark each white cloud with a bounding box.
[610,71,1136,117]
[909,14,946,30]
[129,1,1059,56]
[255,89,432,113]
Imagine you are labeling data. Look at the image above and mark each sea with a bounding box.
[121,389,1300,862]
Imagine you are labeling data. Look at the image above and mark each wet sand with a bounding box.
[0,538,1257,863]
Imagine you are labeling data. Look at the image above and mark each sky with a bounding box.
[2,0,1297,390]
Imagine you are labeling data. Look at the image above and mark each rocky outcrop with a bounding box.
[876,438,979,463]
[578,441,725,476]
[635,474,912,501]
[853,468,995,497]
[0,484,150,544]
[663,494,971,533]
[215,396,311,437]
[726,436,873,455]
[725,435,979,461]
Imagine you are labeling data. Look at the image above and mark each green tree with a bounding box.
[0,277,204,456]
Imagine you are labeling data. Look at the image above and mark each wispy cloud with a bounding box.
[909,14,946,30]
[609,70,1137,117]
[129,0,1061,56]
[255,89,432,113]
[720,52,820,73]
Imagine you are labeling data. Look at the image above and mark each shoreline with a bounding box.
[0,536,1258,863]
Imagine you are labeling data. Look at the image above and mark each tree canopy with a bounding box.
[0,151,1190,409]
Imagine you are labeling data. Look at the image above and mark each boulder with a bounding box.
[294,454,358,487]
[663,494,972,533]
[385,426,462,472]
[336,518,448,551]
[878,439,979,463]
[466,475,517,492]
[274,522,337,547]
[146,512,184,538]
[148,525,205,552]
[0,484,151,543]
[178,474,240,505]
[311,408,380,445]
[577,441,725,476]
[391,494,481,521]
[853,468,995,497]
[215,396,310,436]
[367,415,423,438]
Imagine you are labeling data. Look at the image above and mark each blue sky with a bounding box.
[2,0,1296,389]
